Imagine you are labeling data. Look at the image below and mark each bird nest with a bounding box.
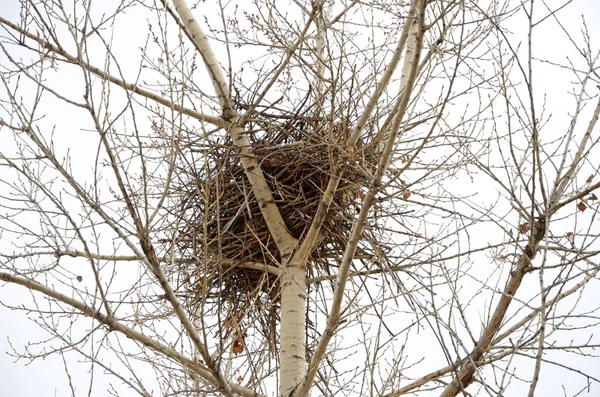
[169,112,377,348]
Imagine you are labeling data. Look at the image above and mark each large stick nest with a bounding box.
[168,111,379,349]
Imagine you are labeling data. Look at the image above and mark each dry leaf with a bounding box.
[589,193,598,201]
[232,335,244,355]
[577,201,587,212]
[518,223,531,234]
[586,175,593,184]
[76,275,83,282]
[402,191,411,200]
[566,232,573,238]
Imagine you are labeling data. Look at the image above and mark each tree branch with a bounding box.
[0,16,225,128]
[0,271,262,397]
[296,2,426,395]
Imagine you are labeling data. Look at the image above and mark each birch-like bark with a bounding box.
[278,4,333,395]
[294,4,416,268]
[169,4,308,397]
[171,0,233,116]
[279,264,307,396]
[276,7,419,396]
[296,3,425,395]
[170,1,296,255]
[313,0,334,117]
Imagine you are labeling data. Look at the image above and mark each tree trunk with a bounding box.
[279,264,307,396]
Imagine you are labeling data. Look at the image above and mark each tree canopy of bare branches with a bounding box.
[1,0,600,396]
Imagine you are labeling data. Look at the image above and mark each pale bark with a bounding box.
[169,4,309,397]
[274,5,419,396]
[171,0,234,117]
[296,2,426,395]
[313,0,334,116]
[279,265,308,396]
[228,121,298,255]
[293,3,416,268]
[276,4,334,395]
[170,0,297,255]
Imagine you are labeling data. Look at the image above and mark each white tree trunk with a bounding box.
[279,264,307,396]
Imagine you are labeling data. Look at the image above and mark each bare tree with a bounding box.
[1,0,599,396]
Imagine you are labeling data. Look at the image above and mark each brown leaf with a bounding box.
[589,193,598,201]
[402,191,411,200]
[232,335,244,355]
[401,155,409,164]
[577,201,587,212]
[518,223,531,234]
[566,232,573,238]
[586,175,594,184]
[76,275,83,282]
